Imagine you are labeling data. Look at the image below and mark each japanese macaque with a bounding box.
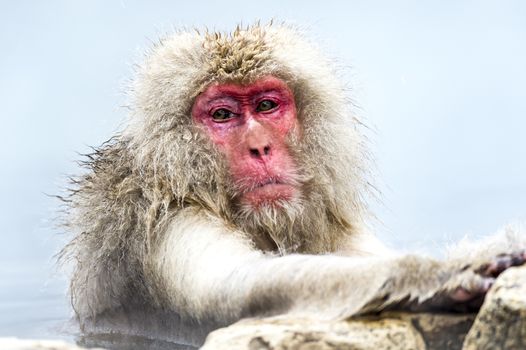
[61,23,525,345]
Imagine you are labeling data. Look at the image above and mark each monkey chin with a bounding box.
[241,183,299,210]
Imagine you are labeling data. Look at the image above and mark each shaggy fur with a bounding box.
[61,23,370,324]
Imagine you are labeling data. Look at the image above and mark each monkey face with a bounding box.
[191,75,302,210]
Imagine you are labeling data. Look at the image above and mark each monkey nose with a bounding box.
[244,119,272,159]
[249,145,271,159]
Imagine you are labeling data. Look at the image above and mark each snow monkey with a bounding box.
[61,23,526,345]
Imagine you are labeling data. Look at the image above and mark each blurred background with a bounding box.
[1,0,525,341]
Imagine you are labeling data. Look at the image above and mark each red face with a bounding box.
[191,76,301,209]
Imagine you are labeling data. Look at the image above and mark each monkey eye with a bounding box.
[256,100,278,112]
[212,108,235,122]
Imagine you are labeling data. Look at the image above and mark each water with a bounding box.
[0,261,72,341]
[0,260,203,349]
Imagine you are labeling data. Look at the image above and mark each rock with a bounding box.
[201,316,424,350]
[0,338,106,350]
[462,265,526,350]
[201,313,474,350]
[399,313,475,350]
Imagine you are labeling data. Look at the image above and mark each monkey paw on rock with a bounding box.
[431,251,526,312]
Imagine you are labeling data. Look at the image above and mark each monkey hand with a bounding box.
[422,251,526,312]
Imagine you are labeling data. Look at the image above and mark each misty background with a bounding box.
[0,0,525,340]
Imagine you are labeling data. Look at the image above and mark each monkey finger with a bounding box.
[450,277,494,302]
[477,251,526,278]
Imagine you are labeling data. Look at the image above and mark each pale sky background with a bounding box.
[0,0,525,339]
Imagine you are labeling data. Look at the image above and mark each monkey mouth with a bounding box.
[240,178,298,208]
[256,179,282,188]
[235,176,290,193]
[251,177,297,192]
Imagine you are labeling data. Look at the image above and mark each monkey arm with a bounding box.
[148,209,464,323]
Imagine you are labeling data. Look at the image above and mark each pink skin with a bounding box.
[191,76,300,208]
[451,251,526,303]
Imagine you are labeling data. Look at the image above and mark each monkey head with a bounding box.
[127,23,372,252]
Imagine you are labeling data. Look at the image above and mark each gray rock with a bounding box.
[201,316,425,350]
[462,265,526,350]
[201,313,475,350]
